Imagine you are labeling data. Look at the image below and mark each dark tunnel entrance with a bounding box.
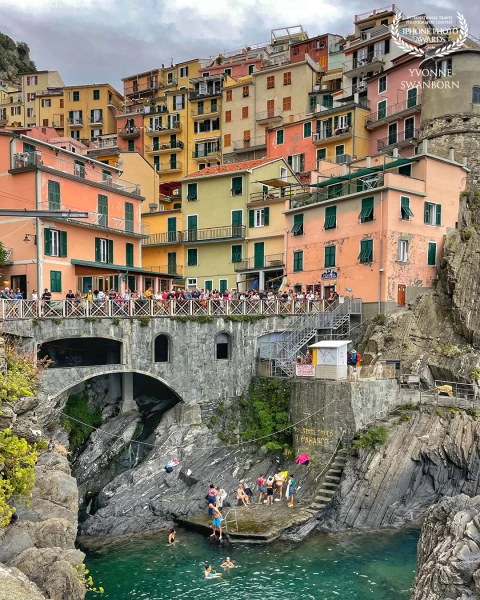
[38,338,122,367]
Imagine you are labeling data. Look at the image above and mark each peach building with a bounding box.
[284,142,468,316]
[0,131,174,297]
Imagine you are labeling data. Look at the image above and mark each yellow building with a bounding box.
[181,157,296,292]
[0,84,22,127]
[63,83,123,145]
[21,70,64,127]
[34,88,65,134]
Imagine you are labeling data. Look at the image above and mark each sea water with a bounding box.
[85,527,419,599]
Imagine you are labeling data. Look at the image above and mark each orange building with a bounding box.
[0,130,174,297]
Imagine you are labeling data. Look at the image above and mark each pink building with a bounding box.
[365,55,422,155]
[283,143,467,317]
[266,118,317,179]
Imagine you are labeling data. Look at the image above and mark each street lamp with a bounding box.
[23,233,37,244]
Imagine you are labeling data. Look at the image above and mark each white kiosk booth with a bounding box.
[300,340,352,380]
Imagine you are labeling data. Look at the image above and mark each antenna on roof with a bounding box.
[171,58,173,67]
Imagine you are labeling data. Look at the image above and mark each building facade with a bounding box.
[21,71,64,128]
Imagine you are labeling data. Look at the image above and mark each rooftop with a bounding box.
[182,157,285,179]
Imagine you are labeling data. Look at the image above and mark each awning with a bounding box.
[71,259,174,278]
[159,181,181,196]
[311,157,418,188]
[261,178,291,188]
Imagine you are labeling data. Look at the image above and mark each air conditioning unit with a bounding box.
[149,203,159,212]
[336,153,351,164]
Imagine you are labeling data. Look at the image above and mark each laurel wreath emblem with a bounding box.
[390,11,468,58]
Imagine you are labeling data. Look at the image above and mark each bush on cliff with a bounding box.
[353,425,388,450]
[0,341,41,403]
[60,394,102,453]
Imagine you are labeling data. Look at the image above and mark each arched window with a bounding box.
[154,334,170,362]
[216,332,231,360]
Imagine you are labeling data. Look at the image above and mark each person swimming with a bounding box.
[204,565,221,578]
[168,528,176,544]
[221,557,235,568]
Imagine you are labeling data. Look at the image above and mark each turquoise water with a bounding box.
[85,528,419,599]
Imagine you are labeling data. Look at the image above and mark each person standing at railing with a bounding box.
[0,287,10,299]
[65,289,75,314]
[145,286,152,302]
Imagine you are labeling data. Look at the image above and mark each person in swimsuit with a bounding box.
[236,482,249,507]
[266,476,274,505]
[168,528,176,544]
[205,565,221,578]
[257,473,265,504]
[288,476,295,507]
[274,472,284,500]
[209,503,223,539]
[207,484,217,515]
[221,557,235,568]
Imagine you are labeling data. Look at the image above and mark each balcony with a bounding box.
[147,104,168,115]
[312,126,352,144]
[189,88,222,101]
[91,138,119,150]
[354,4,396,23]
[118,126,141,139]
[125,81,162,96]
[377,127,420,151]
[89,113,104,126]
[234,253,285,272]
[343,50,385,77]
[12,151,43,169]
[142,231,183,245]
[145,140,184,155]
[249,185,309,204]
[365,95,422,129]
[180,225,246,243]
[232,135,266,153]
[190,105,220,120]
[143,264,184,276]
[116,105,145,117]
[192,144,221,161]
[155,161,183,173]
[51,120,65,128]
[0,115,7,126]
[256,108,282,125]
[67,117,83,128]
[146,122,182,136]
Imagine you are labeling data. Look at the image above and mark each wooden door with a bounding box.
[398,284,406,306]
[267,99,274,118]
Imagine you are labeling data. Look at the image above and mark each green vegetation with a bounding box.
[54,318,62,325]
[0,241,8,280]
[0,33,36,82]
[75,564,104,594]
[224,315,268,323]
[464,228,474,240]
[353,426,388,450]
[139,315,150,326]
[435,343,473,357]
[466,407,478,419]
[172,315,214,324]
[373,313,387,325]
[0,429,38,527]
[471,368,480,382]
[397,402,416,411]
[60,394,102,453]
[399,412,411,422]
[0,342,40,403]
[112,318,121,326]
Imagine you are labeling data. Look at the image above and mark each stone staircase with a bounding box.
[307,448,349,512]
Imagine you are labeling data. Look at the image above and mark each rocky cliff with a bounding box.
[411,494,480,600]
[318,410,480,531]
[0,32,36,84]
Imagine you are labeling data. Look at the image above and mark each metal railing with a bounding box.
[147,104,168,114]
[125,81,162,95]
[146,141,184,152]
[313,126,351,142]
[190,105,220,117]
[142,231,183,245]
[0,299,348,320]
[91,138,118,150]
[234,253,284,271]
[366,95,422,125]
[116,105,145,116]
[232,135,266,150]
[146,122,181,134]
[88,113,104,125]
[189,89,222,101]
[143,265,184,276]
[256,108,282,122]
[250,186,308,203]
[355,4,395,22]
[345,49,385,72]
[377,128,420,150]
[156,161,182,171]
[118,126,141,138]
[180,224,245,242]
[12,151,43,169]
[192,146,221,159]
[67,117,83,126]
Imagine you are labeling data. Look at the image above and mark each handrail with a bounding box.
[366,95,422,125]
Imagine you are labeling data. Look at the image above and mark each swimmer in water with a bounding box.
[221,557,235,568]
[168,528,176,544]
[204,565,221,578]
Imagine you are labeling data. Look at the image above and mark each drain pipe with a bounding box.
[378,188,384,315]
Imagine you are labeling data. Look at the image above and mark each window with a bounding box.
[405,116,415,139]
[407,87,418,108]
[11,106,21,116]
[249,207,269,227]
[473,86,480,104]
[276,129,284,145]
[231,176,243,196]
[59,98,64,108]
[288,153,305,172]
[48,181,60,210]
[400,196,414,220]
[154,334,170,362]
[216,332,231,360]
[42,99,52,108]
[27,93,35,101]
[283,96,292,110]
[26,75,38,85]
[205,280,213,291]
[50,230,60,256]
[242,86,249,97]
[248,65,255,75]
[324,245,336,267]
[283,71,292,85]
[44,228,67,257]
[267,76,275,89]
[187,248,198,266]
[173,94,185,110]
[359,197,374,222]
[90,108,103,123]
[335,144,345,157]
[388,122,397,145]
[231,245,242,262]
[424,202,442,226]
[378,75,387,93]
[153,155,160,171]
[427,242,437,266]
[317,148,327,161]
[125,202,134,233]
[97,194,108,227]
[293,250,303,272]
[398,164,412,177]
[242,106,248,119]
[359,239,373,263]
[91,129,102,140]
[324,205,337,229]
[73,91,80,101]
[224,68,232,76]
[303,122,312,138]
[180,66,188,77]
[126,243,134,267]
[398,239,408,262]
[187,182,198,201]
[293,47,300,55]
[93,89,100,100]
[211,99,218,112]
[95,238,113,264]
[436,58,452,78]
[127,139,135,151]
[27,108,34,117]
[322,94,333,109]
[167,72,174,84]
[50,270,62,293]
[224,133,232,147]
[226,89,232,101]
[292,213,304,236]
[225,110,232,122]
[378,99,387,120]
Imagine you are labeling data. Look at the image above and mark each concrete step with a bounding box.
[334,455,347,461]
[322,481,338,489]
[310,502,327,509]
[330,463,344,470]
[317,488,336,496]
[325,475,341,482]
[314,495,333,503]
[337,448,350,455]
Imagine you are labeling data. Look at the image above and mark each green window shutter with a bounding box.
[309,95,317,112]
[98,194,108,227]
[125,202,134,233]
[317,148,326,161]
[90,109,95,121]
[359,239,374,263]
[108,239,114,264]
[173,203,181,209]
[346,112,352,127]
[400,196,414,220]
[378,100,387,119]
[44,228,51,255]
[187,182,197,201]
[167,216,177,242]
[300,154,305,172]
[50,270,62,293]
[435,204,442,226]
[187,248,197,266]
[287,155,292,166]
[303,122,312,137]
[293,250,303,272]
[95,238,101,262]
[60,231,67,257]
[48,181,60,210]
[327,117,332,135]
[264,207,270,226]
[249,209,254,228]
[231,176,243,195]
[407,87,417,107]
[93,89,100,100]
[126,243,134,267]
[276,129,284,144]
[324,205,337,229]
[219,279,227,294]
[359,197,374,222]
[231,245,242,262]
[427,242,437,266]
[292,213,304,235]
[334,115,338,129]
[205,280,213,291]
[324,245,336,267]
[424,202,431,224]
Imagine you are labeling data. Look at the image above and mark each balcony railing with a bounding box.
[181,225,246,242]
[250,185,309,203]
[190,105,220,118]
[143,231,183,245]
[377,127,420,150]
[155,161,183,172]
[192,145,221,159]
[118,126,141,138]
[91,138,119,150]
[189,88,222,101]
[232,135,266,151]
[125,81,162,96]
[146,140,184,153]
[89,114,104,126]
[12,151,43,169]
[116,105,145,116]
[143,264,184,276]
[234,253,285,271]
[344,49,385,73]
[146,122,181,134]
[51,120,65,127]
[355,4,395,22]
[67,117,83,127]
[365,95,422,126]
[312,126,352,142]
[256,108,282,123]
[147,104,169,115]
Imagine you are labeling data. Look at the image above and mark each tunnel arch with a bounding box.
[38,336,123,368]
[215,331,232,360]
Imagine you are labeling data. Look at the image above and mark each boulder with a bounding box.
[0,563,46,600]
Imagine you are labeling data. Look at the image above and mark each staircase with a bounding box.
[308,448,349,511]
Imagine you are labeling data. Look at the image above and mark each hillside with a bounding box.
[0,32,36,83]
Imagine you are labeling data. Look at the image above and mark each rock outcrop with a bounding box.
[0,564,46,600]
[411,494,480,600]
[319,410,480,531]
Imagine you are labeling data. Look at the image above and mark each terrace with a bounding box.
[366,95,422,128]
[234,253,285,272]
[377,127,420,151]
[232,135,266,153]
[180,224,246,243]
[256,107,283,125]
[146,121,182,136]
[145,140,184,155]
[118,126,141,139]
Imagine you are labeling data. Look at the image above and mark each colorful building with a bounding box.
[284,144,468,316]
[21,71,64,128]
[0,85,23,127]
[180,157,297,292]
[0,131,173,297]
[266,117,317,174]
[34,87,65,134]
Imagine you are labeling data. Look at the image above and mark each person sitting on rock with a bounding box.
[237,482,250,507]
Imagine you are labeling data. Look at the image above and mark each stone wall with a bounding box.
[223,148,267,164]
